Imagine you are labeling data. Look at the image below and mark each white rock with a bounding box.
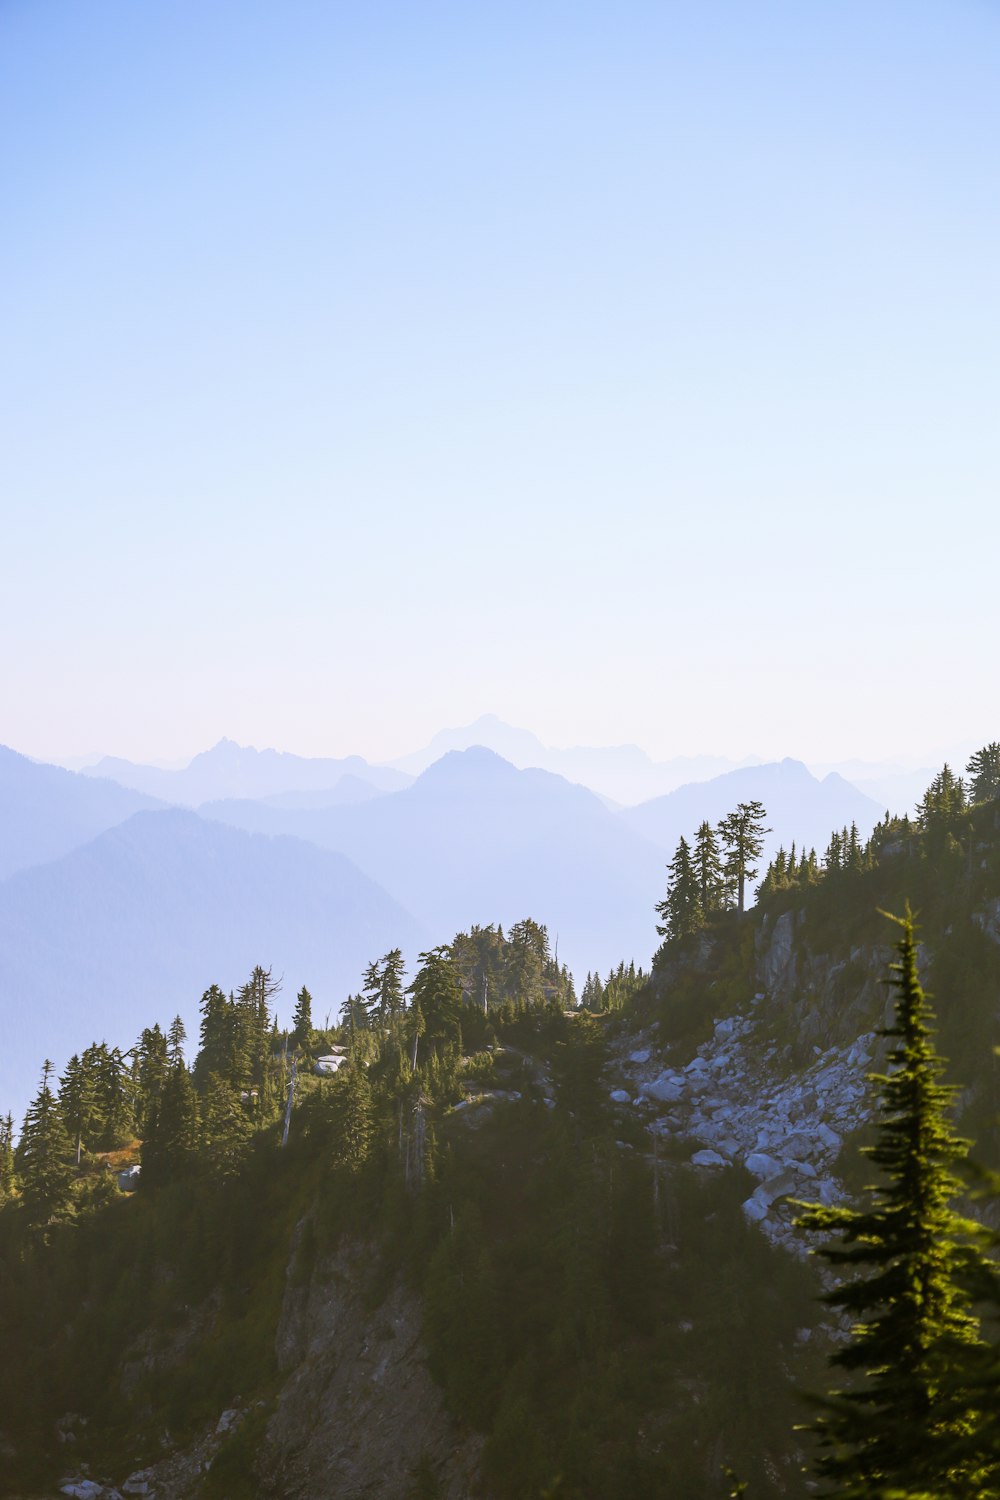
[642,1074,686,1104]
[742,1193,770,1222]
[745,1152,784,1180]
[684,1056,710,1075]
[628,1048,651,1064]
[691,1148,727,1168]
[817,1123,842,1151]
[122,1475,153,1497]
[609,1089,631,1105]
[215,1409,241,1436]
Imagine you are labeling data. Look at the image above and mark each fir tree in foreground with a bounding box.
[796,909,998,1499]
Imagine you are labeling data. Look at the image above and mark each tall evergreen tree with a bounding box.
[15,1061,75,1226]
[134,1024,169,1138]
[655,836,703,942]
[291,985,314,1048]
[796,912,997,1498]
[141,1060,200,1189]
[408,947,463,1063]
[0,1112,14,1203]
[328,1064,375,1173]
[200,1073,252,1180]
[718,801,770,914]
[237,965,281,1091]
[195,984,245,1088]
[98,1045,135,1149]
[59,1053,99,1165]
[693,819,725,915]
[966,743,1000,806]
[167,1014,187,1066]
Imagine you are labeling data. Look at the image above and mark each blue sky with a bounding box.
[2,1,998,766]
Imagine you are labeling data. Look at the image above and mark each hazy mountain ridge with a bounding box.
[82,738,412,806]
[0,744,167,880]
[201,746,668,981]
[621,757,884,867]
[0,810,424,1121]
[387,713,759,803]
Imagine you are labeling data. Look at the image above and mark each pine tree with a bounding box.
[237,965,281,1091]
[134,1024,169,1137]
[966,743,1000,805]
[167,1014,187,1066]
[655,836,703,942]
[718,801,770,914]
[0,1112,14,1203]
[195,984,245,1088]
[796,911,997,1498]
[328,1063,375,1173]
[200,1073,252,1180]
[694,820,725,915]
[15,1061,75,1226]
[407,948,463,1063]
[291,985,314,1049]
[97,1045,135,1149]
[59,1053,100,1165]
[141,1060,200,1188]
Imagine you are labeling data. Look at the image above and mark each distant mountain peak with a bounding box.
[417,745,518,782]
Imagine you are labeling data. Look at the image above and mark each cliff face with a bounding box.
[259,1233,481,1499]
[49,1232,479,1500]
[609,896,1000,1255]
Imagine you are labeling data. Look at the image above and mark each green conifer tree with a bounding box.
[694,819,725,915]
[966,743,1000,805]
[167,1014,187,1066]
[718,801,770,914]
[134,1024,169,1138]
[141,1059,200,1188]
[0,1112,15,1203]
[655,836,703,941]
[291,985,314,1049]
[796,911,997,1498]
[328,1063,375,1172]
[59,1053,99,1165]
[200,1073,252,1180]
[15,1061,75,1226]
[407,948,463,1063]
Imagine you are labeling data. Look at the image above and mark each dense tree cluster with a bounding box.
[3,918,582,1227]
[579,959,648,1012]
[656,803,770,945]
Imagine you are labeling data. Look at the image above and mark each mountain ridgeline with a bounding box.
[0,738,884,1125]
[1,743,1000,1497]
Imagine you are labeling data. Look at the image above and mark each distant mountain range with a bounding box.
[0,746,165,880]
[621,758,884,866]
[0,731,927,1123]
[387,714,758,804]
[0,811,423,1123]
[81,738,411,807]
[201,746,668,983]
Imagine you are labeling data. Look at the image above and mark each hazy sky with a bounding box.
[3,1,998,768]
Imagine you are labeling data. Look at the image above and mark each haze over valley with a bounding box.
[1,720,913,1121]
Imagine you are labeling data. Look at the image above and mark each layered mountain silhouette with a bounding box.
[0,745,165,880]
[82,738,411,806]
[621,758,884,865]
[202,747,668,981]
[0,810,423,1122]
[387,715,756,803]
